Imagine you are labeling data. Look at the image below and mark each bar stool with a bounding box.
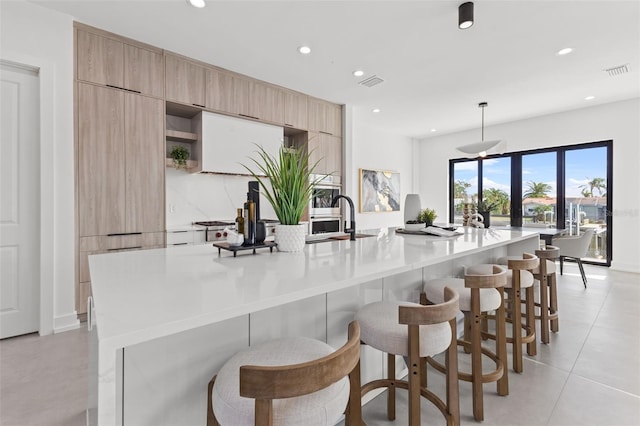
[423,265,508,422]
[468,253,540,373]
[534,245,560,344]
[354,287,460,426]
[208,321,361,426]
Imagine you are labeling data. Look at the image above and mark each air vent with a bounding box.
[358,75,384,87]
[604,64,630,77]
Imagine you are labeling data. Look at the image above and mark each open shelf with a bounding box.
[166,129,198,143]
[165,158,198,171]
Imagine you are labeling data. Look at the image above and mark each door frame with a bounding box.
[1,53,55,335]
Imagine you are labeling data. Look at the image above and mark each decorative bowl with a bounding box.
[404,222,426,231]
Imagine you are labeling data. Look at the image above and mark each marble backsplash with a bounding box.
[165,167,277,226]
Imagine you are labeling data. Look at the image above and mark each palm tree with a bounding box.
[580,177,606,197]
[483,188,510,214]
[454,180,471,199]
[523,181,552,198]
[581,188,592,198]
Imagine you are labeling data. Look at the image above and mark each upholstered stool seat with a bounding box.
[355,289,460,425]
[356,301,451,357]
[423,265,508,422]
[209,321,362,426]
[424,278,502,311]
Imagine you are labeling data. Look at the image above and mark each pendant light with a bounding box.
[456,102,504,158]
[458,2,474,29]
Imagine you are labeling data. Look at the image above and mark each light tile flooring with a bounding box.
[1,263,639,426]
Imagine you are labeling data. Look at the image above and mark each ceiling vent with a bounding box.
[604,64,630,77]
[358,75,384,87]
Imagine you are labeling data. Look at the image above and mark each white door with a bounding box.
[0,62,40,339]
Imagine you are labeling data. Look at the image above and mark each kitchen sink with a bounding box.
[306,234,375,244]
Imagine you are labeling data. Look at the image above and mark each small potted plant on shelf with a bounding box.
[169,145,190,169]
[418,208,438,227]
[242,145,323,252]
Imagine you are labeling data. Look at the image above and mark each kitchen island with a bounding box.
[87,227,538,425]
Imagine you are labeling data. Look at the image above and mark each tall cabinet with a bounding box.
[75,25,166,314]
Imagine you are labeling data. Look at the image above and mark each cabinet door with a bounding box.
[284,90,308,129]
[234,76,251,117]
[77,30,124,88]
[165,54,206,107]
[78,83,125,236]
[124,93,165,233]
[325,103,343,137]
[124,44,164,98]
[205,68,236,114]
[307,132,326,174]
[322,133,342,176]
[248,82,284,124]
[307,98,327,133]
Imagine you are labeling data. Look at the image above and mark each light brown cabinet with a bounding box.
[165,54,206,107]
[205,67,237,114]
[308,132,342,177]
[76,29,164,97]
[284,90,308,129]
[77,83,164,237]
[308,98,342,136]
[249,82,285,124]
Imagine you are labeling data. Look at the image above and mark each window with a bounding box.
[449,141,612,266]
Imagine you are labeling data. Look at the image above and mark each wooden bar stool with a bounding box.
[468,253,540,373]
[534,245,560,344]
[354,287,460,426]
[208,321,362,426]
[423,265,508,422]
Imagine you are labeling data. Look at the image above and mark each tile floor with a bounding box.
[1,263,639,426]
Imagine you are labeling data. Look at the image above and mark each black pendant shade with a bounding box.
[459,2,474,29]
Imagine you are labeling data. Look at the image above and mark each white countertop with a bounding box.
[89,227,537,350]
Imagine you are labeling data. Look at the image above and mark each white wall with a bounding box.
[348,108,417,231]
[1,0,77,332]
[417,98,640,273]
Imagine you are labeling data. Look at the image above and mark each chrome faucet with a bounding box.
[331,195,356,241]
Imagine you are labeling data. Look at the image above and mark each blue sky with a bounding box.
[454,146,607,199]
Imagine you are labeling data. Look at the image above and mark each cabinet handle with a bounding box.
[192,103,206,108]
[87,296,94,331]
[173,230,188,233]
[172,242,189,246]
[238,113,260,120]
[108,246,142,251]
[107,232,142,237]
[319,131,332,135]
[105,84,141,94]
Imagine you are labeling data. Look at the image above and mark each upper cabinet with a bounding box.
[76,28,164,98]
[205,67,237,114]
[165,54,206,107]
[308,98,342,136]
[283,90,308,130]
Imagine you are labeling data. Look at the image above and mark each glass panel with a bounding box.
[452,161,478,224]
[522,152,557,226]
[565,146,607,263]
[482,157,511,227]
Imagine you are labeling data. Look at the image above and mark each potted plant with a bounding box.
[418,208,437,226]
[169,145,190,169]
[243,145,322,252]
[475,200,497,228]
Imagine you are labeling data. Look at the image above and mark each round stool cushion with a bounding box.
[424,278,501,312]
[466,264,534,288]
[212,337,349,426]
[355,301,451,357]
[497,256,556,275]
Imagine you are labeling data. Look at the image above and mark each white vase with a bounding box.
[404,194,422,224]
[275,224,306,252]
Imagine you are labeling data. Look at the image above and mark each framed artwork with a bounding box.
[359,168,401,212]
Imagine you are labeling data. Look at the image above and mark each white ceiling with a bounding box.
[31,0,640,138]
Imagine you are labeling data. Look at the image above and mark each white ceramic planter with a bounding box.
[404,222,426,231]
[275,224,306,252]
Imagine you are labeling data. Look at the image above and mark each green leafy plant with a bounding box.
[417,208,437,225]
[169,145,190,169]
[242,145,323,225]
[475,200,498,212]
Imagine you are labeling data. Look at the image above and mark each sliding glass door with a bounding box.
[449,140,612,266]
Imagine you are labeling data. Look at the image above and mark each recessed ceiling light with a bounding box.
[372,108,381,113]
[298,46,311,55]
[430,128,437,132]
[557,47,573,56]
[585,95,595,100]
[187,0,206,8]
[353,70,364,77]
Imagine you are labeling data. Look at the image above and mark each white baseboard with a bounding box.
[53,312,80,333]
[610,261,640,274]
